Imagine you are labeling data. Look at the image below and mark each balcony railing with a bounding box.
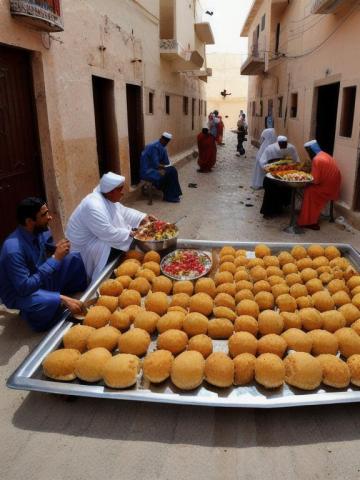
[10,0,64,32]
[160,39,204,72]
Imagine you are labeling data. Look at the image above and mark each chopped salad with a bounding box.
[161,249,212,280]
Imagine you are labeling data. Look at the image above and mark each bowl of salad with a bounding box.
[160,249,212,280]
[133,220,179,252]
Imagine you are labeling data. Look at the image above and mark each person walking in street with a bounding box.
[251,128,277,189]
[197,127,217,172]
[236,113,248,157]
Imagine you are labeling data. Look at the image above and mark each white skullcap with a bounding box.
[277,135,287,142]
[304,140,317,147]
[99,172,125,193]
[162,132,172,139]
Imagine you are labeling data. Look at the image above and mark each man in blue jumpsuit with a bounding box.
[140,132,182,203]
[0,197,88,331]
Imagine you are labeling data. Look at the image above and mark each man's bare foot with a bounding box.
[60,295,83,315]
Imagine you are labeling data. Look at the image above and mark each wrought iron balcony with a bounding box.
[10,0,64,32]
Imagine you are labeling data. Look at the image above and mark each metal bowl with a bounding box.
[134,232,178,252]
[266,172,313,189]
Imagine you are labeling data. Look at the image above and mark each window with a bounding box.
[340,86,356,137]
[256,24,260,39]
[148,91,154,114]
[204,101,207,116]
[290,93,298,118]
[268,99,273,116]
[252,101,256,116]
[275,23,280,54]
[259,100,263,117]
[183,96,188,115]
[165,95,170,115]
[261,14,265,31]
[278,96,283,118]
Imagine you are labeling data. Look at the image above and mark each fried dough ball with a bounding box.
[214,271,234,286]
[63,325,95,353]
[145,291,169,315]
[43,349,81,381]
[351,319,360,336]
[253,280,271,295]
[219,262,236,275]
[250,266,267,282]
[133,311,159,333]
[205,352,234,388]
[235,280,253,292]
[276,294,297,313]
[284,352,322,390]
[172,281,193,297]
[157,311,185,333]
[312,256,329,269]
[334,328,360,358]
[278,251,294,267]
[285,273,303,287]
[318,265,332,274]
[282,263,299,276]
[347,275,360,291]
[168,306,187,314]
[170,293,190,309]
[291,245,308,260]
[157,329,188,355]
[258,310,283,336]
[307,244,325,259]
[281,312,302,330]
[109,310,131,331]
[300,268,318,283]
[257,334,287,358]
[262,255,279,268]
[233,353,256,385]
[213,306,237,322]
[247,258,265,269]
[128,277,151,296]
[282,328,312,353]
[75,347,112,383]
[122,305,144,323]
[330,257,349,270]
[311,291,334,312]
[296,257,314,271]
[216,282,236,297]
[266,266,284,277]
[236,299,259,319]
[317,354,350,388]
[347,355,360,386]
[338,303,360,326]
[307,329,338,355]
[208,318,234,339]
[136,268,156,282]
[234,256,249,267]
[319,272,334,285]
[296,295,313,309]
[143,250,161,263]
[142,261,160,276]
[255,291,274,311]
[269,275,287,287]
[228,332,257,357]
[220,254,235,264]
[234,270,250,282]
[189,293,213,316]
[351,286,360,296]
[96,295,119,313]
[235,289,254,303]
[115,262,140,278]
[220,246,236,257]
[84,306,111,329]
[123,258,141,266]
[306,278,323,295]
[235,248,247,257]
[183,312,208,336]
[118,289,141,309]
[333,268,345,280]
[151,275,173,295]
[324,245,341,260]
[272,283,290,299]
[195,277,216,298]
[254,243,270,258]
[142,350,174,383]
[255,353,285,388]
[102,353,140,389]
[215,292,236,310]
[188,334,213,358]
[321,310,346,333]
[99,279,123,297]
[87,326,121,352]
[299,308,323,331]
[170,351,205,390]
[352,293,360,309]
[125,250,144,262]
[234,315,258,336]
[289,283,308,299]
[118,328,151,356]
[115,275,132,288]
[327,279,346,295]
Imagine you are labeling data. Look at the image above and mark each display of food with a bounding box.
[264,159,300,174]
[160,249,212,281]
[271,171,313,182]
[133,220,178,241]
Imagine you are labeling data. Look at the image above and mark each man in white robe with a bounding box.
[251,128,277,189]
[66,172,153,283]
[259,135,300,168]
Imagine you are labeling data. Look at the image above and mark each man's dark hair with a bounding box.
[16,197,46,225]
[202,127,209,134]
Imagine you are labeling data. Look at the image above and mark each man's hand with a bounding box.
[60,295,83,315]
[54,239,70,261]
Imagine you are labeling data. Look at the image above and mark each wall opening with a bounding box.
[290,93,298,118]
[160,0,174,39]
[353,151,360,211]
[278,96,283,117]
[183,96,188,115]
[126,84,144,185]
[148,91,154,114]
[275,23,280,54]
[165,95,170,114]
[315,82,340,155]
[340,86,356,138]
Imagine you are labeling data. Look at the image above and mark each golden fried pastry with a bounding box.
[296,295,313,309]
[312,256,329,269]
[351,286,360,296]
[233,353,256,385]
[352,293,360,309]
[142,350,174,383]
[284,352,322,390]
[282,263,298,276]
[219,261,236,275]
[216,282,236,297]
[183,312,208,336]
[157,311,185,333]
[253,280,271,295]
[125,250,144,262]
[234,256,249,267]
[188,334,213,358]
[103,353,140,388]
[247,258,265,269]
[213,306,237,322]
[234,269,250,282]
[208,318,234,339]
[115,262,140,278]
[312,291,335,312]
[285,273,303,287]
[220,254,235,264]
[235,248,247,257]
[75,347,112,382]
[63,325,95,353]
[278,251,294,267]
[306,278,323,295]
[271,283,290,299]
[235,289,254,303]
[118,328,151,356]
[195,277,216,298]
[87,326,120,352]
[254,243,271,258]
[351,319,360,336]
[307,329,338,355]
[142,261,160,276]
[257,334,287,358]
[332,291,351,307]
[99,279,124,297]
[133,310,160,333]
[170,293,190,309]
[172,280,194,296]
[236,299,259,319]
[171,351,205,390]
[189,293,213,316]
[255,353,285,388]
[214,271,234,285]
[43,348,81,381]
[96,295,119,313]
[205,352,234,388]
[289,283,308,299]
[317,354,350,388]
[324,245,341,260]
[317,266,332,274]
[220,246,236,257]
[168,306,187,314]
[234,315,258,336]
[282,328,312,353]
[266,266,284,277]
[321,310,346,333]
[254,291,274,311]
[269,275,287,286]
[109,310,131,331]
[334,327,360,358]
[228,332,257,357]
[319,272,334,284]
[214,292,236,310]
[151,275,173,295]
[123,258,141,266]
[118,289,141,308]
[347,275,360,291]
[157,329,188,355]
[296,257,314,271]
[263,255,280,267]
[307,244,325,259]
[143,250,161,263]
[276,293,297,313]
[136,268,156,282]
[299,307,323,331]
[235,280,253,292]
[327,279,346,295]
[128,277,151,296]
[330,257,349,270]
[300,268,318,283]
[338,303,360,326]
[347,354,360,386]
[258,310,284,336]
[122,305,144,323]
[145,291,169,315]
[250,266,267,282]
[332,268,345,280]
[281,312,302,330]
[84,306,111,329]
[115,275,132,288]
[291,245,308,260]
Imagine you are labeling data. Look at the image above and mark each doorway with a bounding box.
[0,45,45,243]
[126,84,144,185]
[92,76,120,176]
[315,82,340,155]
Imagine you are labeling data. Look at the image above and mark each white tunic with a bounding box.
[251,128,277,189]
[259,141,300,168]
[66,188,146,283]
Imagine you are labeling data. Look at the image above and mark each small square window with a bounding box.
[252,101,256,116]
[340,86,356,137]
[165,95,170,115]
[148,92,154,114]
[290,93,298,118]
[183,96,188,115]
[278,96,283,118]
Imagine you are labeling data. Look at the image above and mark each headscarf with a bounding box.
[256,128,277,162]
[304,139,322,155]
[99,172,125,193]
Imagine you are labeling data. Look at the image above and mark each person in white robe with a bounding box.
[66,172,153,283]
[251,128,277,189]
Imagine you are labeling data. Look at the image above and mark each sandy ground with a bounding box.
[1,133,360,480]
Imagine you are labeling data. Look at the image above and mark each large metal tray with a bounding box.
[7,240,360,409]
